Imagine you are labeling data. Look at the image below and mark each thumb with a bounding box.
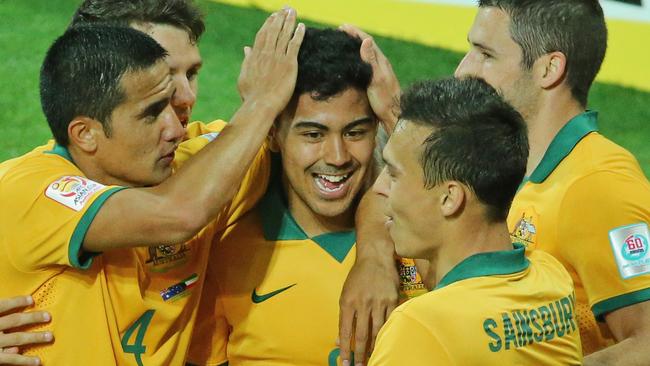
[360,38,377,65]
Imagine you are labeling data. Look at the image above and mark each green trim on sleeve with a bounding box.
[592,288,650,321]
[68,186,127,269]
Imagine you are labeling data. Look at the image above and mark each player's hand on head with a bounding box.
[338,258,399,366]
[339,24,401,134]
[237,7,306,116]
[0,296,53,366]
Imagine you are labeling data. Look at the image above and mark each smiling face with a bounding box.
[273,87,376,221]
[373,120,442,259]
[454,7,539,120]
[93,60,184,187]
[132,22,202,127]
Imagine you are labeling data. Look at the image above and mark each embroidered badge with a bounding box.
[45,176,105,211]
[146,244,189,272]
[609,223,650,279]
[160,273,199,302]
[510,210,538,249]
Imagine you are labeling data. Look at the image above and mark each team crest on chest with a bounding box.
[146,244,189,272]
[510,209,538,249]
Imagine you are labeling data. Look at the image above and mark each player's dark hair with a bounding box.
[400,77,528,222]
[478,0,607,106]
[294,28,372,100]
[71,0,205,43]
[40,25,168,146]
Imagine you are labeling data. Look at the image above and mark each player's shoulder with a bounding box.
[527,249,573,285]
[573,132,644,178]
[0,142,76,185]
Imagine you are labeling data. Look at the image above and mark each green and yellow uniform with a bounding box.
[369,245,582,365]
[508,111,650,354]
[0,120,270,365]
[187,158,424,366]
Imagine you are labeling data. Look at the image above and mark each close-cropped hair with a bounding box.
[294,27,373,100]
[71,0,205,43]
[479,0,607,107]
[400,77,529,222]
[40,25,168,146]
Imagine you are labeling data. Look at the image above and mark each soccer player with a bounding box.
[185,27,422,366]
[0,14,303,366]
[454,1,650,363]
[0,3,208,363]
[342,0,650,364]
[70,0,205,133]
[368,77,582,365]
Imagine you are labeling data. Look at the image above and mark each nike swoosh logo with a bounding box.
[251,283,296,303]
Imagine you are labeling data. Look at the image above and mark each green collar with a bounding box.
[45,143,74,163]
[259,155,356,263]
[529,111,599,183]
[435,243,530,290]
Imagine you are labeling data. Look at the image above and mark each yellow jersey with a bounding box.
[369,245,582,365]
[187,157,424,366]
[508,111,650,354]
[0,121,270,365]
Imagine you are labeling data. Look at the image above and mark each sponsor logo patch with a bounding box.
[609,223,650,279]
[45,176,105,211]
[251,283,296,304]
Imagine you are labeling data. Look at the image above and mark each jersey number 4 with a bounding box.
[121,310,155,366]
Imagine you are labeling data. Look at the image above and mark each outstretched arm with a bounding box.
[83,9,306,252]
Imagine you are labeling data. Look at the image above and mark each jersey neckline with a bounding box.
[529,111,599,184]
[259,154,356,263]
[435,243,530,290]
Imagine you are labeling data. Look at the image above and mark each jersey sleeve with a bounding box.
[369,309,451,365]
[0,159,124,271]
[558,170,650,319]
[216,145,271,230]
[186,255,230,366]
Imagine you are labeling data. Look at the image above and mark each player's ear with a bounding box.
[440,181,465,217]
[535,51,567,90]
[268,121,280,153]
[68,116,103,153]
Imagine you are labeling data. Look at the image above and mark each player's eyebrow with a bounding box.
[138,97,169,120]
[293,121,328,131]
[344,117,375,130]
[468,36,497,54]
[382,150,399,176]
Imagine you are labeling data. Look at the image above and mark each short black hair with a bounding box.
[40,25,168,146]
[294,28,372,100]
[400,77,528,222]
[71,0,205,43]
[479,0,607,106]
